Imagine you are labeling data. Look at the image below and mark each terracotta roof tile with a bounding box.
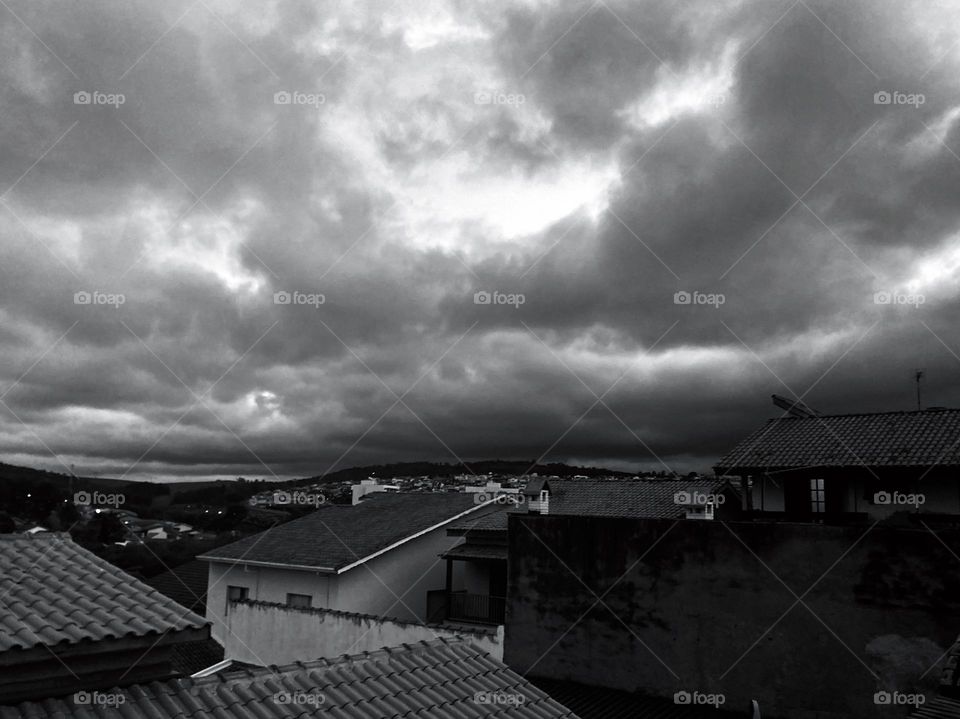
[199,493,485,571]
[450,479,734,532]
[714,408,960,472]
[0,639,580,718]
[0,533,207,653]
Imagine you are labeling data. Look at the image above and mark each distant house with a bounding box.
[715,404,960,521]
[432,478,740,626]
[197,492,494,646]
[0,533,210,703]
[0,639,578,719]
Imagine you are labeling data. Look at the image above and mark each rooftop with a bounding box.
[450,479,735,533]
[144,559,210,614]
[0,639,579,718]
[714,408,960,473]
[199,492,488,572]
[0,533,207,653]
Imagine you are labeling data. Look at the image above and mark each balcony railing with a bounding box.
[426,590,505,625]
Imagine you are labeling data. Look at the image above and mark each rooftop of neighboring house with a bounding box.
[0,639,579,719]
[714,407,960,474]
[0,532,208,654]
[448,478,737,534]
[144,559,210,615]
[198,491,491,572]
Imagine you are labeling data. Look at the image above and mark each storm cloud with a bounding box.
[1,0,960,480]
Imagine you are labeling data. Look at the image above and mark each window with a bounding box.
[286,593,312,608]
[810,478,825,513]
[227,585,249,602]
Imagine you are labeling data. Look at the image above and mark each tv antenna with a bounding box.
[915,369,924,410]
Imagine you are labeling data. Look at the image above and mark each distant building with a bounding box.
[715,405,960,520]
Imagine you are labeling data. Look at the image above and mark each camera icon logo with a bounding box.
[273,490,292,505]
[673,291,691,305]
[673,491,691,505]
[73,91,91,105]
[73,692,91,705]
[474,91,492,105]
[274,290,291,305]
[474,290,492,305]
[274,91,291,105]
[873,491,891,505]
[674,691,692,705]
[874,691,892,705]
[73,491,91,506]
[74,291,92,305]
[874,91,892,105]
[873,290,892,304]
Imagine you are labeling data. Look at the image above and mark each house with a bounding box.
[0,639,579,718]
[197,491,496,646]
[0,533,210,703]
[429,478,740,626]
[715,399,960,521]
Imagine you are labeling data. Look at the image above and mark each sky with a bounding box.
[1,0,960,482]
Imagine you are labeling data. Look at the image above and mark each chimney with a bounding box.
[523,479,550,515]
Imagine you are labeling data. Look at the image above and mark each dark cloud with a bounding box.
[1,0,960,481]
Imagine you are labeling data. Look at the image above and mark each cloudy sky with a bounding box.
[1,0,960,481]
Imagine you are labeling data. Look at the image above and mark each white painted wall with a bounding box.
[206,523,464,644]
[222,600,504,664]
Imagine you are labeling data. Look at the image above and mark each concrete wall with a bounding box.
[505,514,960,719]
[206,524,464,643]
[223,600,504,664]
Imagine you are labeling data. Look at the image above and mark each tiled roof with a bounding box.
[532,678,743,719]
[199,492,485,571]
[0,639,579,718]
[145,560,210,614]
[909,697,960,719]
[169,638,225,676]
[0,533,207,653]
[449,479,734,533]
[714,408,960,473]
